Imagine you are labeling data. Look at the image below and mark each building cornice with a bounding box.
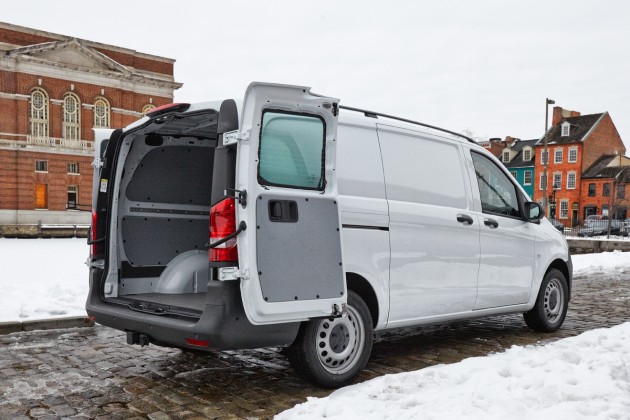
[0,62,178,98]
[0,92,29,100]
[0,21,176,64]
[112,107,142,117]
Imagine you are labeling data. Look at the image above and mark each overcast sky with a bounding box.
[4,0,630,146]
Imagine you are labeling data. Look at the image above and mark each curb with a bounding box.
[0,316,95,335]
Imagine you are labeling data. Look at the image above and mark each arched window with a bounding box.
[62,93,81,140]
[30,88,49,139]
[142,104,156,116]
[93,97,110,128]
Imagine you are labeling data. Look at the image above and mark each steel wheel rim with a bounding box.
[316,305,365,375]
[544,277,564,324]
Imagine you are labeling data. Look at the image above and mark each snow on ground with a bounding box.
[0,238,628,323]
[572,249,630,277]
[0,238,88,322]
[277,322,630,420]
[1,239,630,417]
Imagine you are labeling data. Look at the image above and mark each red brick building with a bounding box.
[534,107,625,226]
[581,155,630,220]
[0,22,181,225]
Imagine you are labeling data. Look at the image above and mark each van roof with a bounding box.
[134,98,476,147]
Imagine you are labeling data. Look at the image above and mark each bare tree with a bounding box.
[461,129,487,143]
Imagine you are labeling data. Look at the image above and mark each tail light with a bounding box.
[91,210,98,256]
[209,198,238,262]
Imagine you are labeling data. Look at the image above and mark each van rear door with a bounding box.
[232,82,345,325]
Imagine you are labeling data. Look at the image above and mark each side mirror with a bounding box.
[523,202,544,222]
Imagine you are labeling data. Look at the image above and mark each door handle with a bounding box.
[484,218,499,229]
[456,214,474,225]
[268,200,299,222]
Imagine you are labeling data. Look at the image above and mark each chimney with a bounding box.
[504,136,519,147]
[552,106,581,126]
[483,138,505,157]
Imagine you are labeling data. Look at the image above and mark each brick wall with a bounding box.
[579,178,628,219]
[0,72,172,140]
[0,149,93,211]
[0,149,18,209]
[533,143,583,225]
[582,113,625,171]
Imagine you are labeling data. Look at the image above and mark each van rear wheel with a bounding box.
[523,268,568,332]
[287,290,373,388]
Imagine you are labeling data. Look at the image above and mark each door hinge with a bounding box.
[332,303,348,317]
[225,188,247,207]
[92,158,103,169]
[218,267,249,281]
[223,129,250,146]
[86,258,105,269]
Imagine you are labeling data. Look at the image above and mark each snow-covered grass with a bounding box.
[0,238,89,322]
[277,322,630,420]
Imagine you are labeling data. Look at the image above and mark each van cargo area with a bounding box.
[103,106,223,317]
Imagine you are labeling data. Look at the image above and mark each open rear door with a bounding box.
[232,82,345,325]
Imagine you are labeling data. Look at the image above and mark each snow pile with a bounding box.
[277,323,630,420]
[0,238,88,322]
[572,250,629,277]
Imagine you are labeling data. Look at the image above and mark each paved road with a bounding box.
[1,272,629,419]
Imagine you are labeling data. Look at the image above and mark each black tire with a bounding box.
[287,290,373,388]
[523,268,568,332]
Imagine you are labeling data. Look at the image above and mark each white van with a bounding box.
[87,82,572,388]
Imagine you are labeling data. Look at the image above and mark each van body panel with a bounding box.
[474,217,535,309]
[336,119,390,328]
[527,218,572,305]
[463,149,537,309]
[235,83,346,324]
[376,125,480,324]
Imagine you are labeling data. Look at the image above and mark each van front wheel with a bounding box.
[287,290,373,388]
[523,268,568,332]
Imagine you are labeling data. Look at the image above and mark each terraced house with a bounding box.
[534,107,625,227]
[499,138,537,199]
[0,22,181,225]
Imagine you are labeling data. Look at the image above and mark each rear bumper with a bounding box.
[86,268,299,351]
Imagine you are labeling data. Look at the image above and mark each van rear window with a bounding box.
[258,111,325,190]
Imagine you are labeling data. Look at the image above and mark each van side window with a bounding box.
[258,111,325,190]
[471,152,520,217]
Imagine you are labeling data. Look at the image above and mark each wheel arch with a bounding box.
[547,258,572,300]
[346,272,379,328]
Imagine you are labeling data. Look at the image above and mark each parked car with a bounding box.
[549,219,565,233]
[86,82,572,387]
[578,218,623,237]
[620,218,630,236]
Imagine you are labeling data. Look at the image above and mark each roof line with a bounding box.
[339,105,475,143]
[581,112,607,143]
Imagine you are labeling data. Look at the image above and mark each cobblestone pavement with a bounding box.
[1,272,629,419]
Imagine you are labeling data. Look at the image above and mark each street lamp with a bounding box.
[550,182,561,220]
[543,98,555,215]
